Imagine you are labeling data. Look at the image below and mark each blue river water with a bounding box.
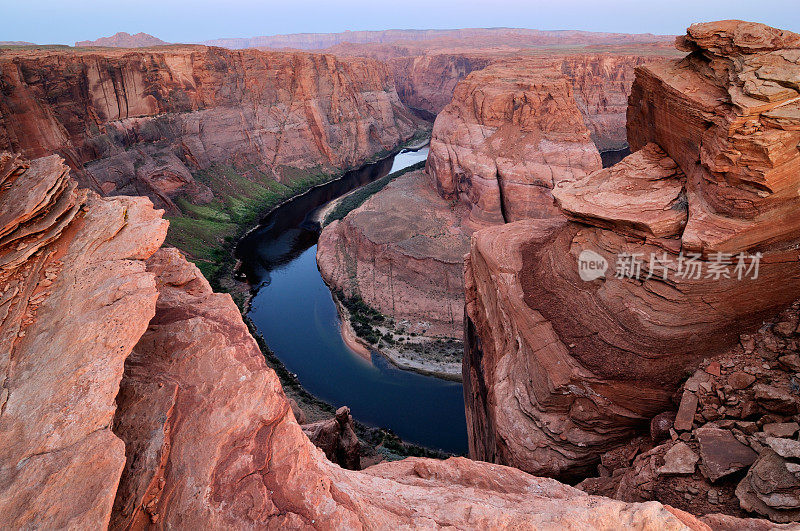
[241,147,469,454]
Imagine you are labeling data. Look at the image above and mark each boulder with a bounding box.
[657,442,699,475]
[302,406,362,470]
[695,427,757,482]
[737,449,800,523]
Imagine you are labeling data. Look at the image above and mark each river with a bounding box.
[237,147,469,455]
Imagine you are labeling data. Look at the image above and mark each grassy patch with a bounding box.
[337,291,389,345]
[324,160,425,226]
[165,163,337,280]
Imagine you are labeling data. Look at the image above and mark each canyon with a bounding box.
[2,19,799,528]
[316,49,672,372]
[0,145,719,529]
[0,45,423,274]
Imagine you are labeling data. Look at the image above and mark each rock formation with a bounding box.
[0,151,720,529]
[463,20,800,485]
[427,60,603,225]
[301,406,362,470]
[75,32,170,48]
[579,302,800,524]
[0,46,422,213]
[0,153,167,528]
[317,170,471,345]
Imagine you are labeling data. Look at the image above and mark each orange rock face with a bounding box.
[427,60,602,225]
[464,20,800,481]
[0,46,422,211]
[0,153,167,528]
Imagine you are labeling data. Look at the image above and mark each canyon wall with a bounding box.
[561,54,666,151]
[0,151,716,529]
[0,46,422,213]
[463,21,800,484]
[388,54,493,118]
[427,59,603,225]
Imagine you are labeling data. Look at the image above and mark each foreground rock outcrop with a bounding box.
[580,302,800,524]
[0,151,721,529]
[463,20,800,489]
[0,153,167,527]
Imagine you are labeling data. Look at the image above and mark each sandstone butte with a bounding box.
[0,152,737,529]
[463,20,800,486]
[0,45,422,215]
[75,32,171,48]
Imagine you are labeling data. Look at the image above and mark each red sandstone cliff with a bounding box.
[427,60,603,225]
[0,151,717,529]
[463,20,800,488]
[0,46,422,213]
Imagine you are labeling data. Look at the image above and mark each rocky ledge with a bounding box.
[0,151,727,529]
[579,302,800,524]
[463,19,800,498]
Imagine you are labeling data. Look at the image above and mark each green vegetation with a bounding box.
[337,291,388,344]
[165,163,332,281]
[324,160,426,226]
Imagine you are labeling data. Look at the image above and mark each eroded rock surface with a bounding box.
[464,20,800,483]
[427,60,602,225]
[0,153,167,528]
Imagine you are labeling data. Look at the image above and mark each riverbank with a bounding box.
[199,129,429,302]
[333,291,463,380]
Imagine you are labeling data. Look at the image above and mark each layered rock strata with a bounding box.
[0,46,421,212]
[0,153,167,528]
[317,170,470,363]
[464,21,800,481]
[0,151,720,529]
[426,60,603,225]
